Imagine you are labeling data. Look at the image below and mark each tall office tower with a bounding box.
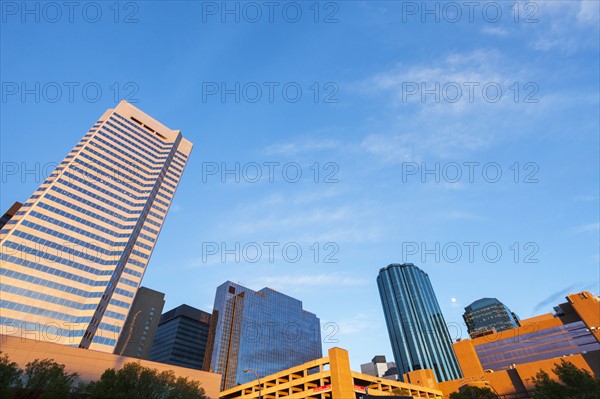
[0,101,192,353]
[463,298,520,338]
[204,281,322,390]
[148,305,212,370]
[377,263,462,382]
[113,286,165,359]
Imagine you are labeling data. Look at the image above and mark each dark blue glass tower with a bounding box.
[377,263,462,382]
[463,298,520,338]
[204,281,322,390]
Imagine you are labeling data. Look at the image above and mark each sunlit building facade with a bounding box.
[204,281,322,390]
[439,291,600,398]
[0,100,192,353]
[377,263,462,382]
[463,297,520,338]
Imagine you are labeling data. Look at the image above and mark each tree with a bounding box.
[86,362,206,399]
[532,359,600,399]
[20,358,79,399]
[449,385,499,399]
[0,352,22,398]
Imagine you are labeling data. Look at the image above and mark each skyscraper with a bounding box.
[204,281,322,390]
[149,304,212,370]
[463,298,520,338]
[0,101,192,353]
[377,263,462,382]
[113,286,165,359]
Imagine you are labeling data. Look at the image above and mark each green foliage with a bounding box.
[532,360,600,399]
[86,362,206,399]
[449,385,499,399]
[0,352,22,399]
[21,358,79,399]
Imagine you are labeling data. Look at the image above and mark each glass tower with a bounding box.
[204,281,322,390]
[463,298,520,338]
[0,100,192,353]
[149,305,211,370]
[377,263,462,382]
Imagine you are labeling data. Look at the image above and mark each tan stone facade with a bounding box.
[0,334,221,398]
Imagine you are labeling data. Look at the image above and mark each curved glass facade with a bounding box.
[463,297,520,337]
[377,263,462,382]
[0,101,192,353]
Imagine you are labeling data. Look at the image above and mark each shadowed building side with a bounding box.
[113,286,165,359]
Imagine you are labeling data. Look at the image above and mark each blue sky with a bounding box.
[1,1,598,369]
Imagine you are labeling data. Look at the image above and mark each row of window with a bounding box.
[2,240,142,280]
[104,121,169,161]
[11,229,146,274]
[64,168,146,202]
[0,253,106,288]
[112,113,171,151]
[30,207,134,244]
[88,140,158,179]
[56,179,145,216]
[71,158,162,195]
[38,200,142,244]
[91,334,117,347]
[3,283,107,313]
[0,299,121,334]
[0,252,137,289]
[80,149,150,187]
[0,267,104,301]
[60,173,147,210]
[93,133,162,173]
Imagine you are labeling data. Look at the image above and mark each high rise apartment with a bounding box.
[0,101,192,352]
[463,297,520,338]
[204,281,322,390]
[377,263,462,382]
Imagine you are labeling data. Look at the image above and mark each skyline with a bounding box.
[1,0,598,370]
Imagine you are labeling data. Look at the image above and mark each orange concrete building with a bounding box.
[438,291,600,398]
[221,347,444,399]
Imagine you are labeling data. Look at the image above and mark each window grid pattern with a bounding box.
[0,103,192,353]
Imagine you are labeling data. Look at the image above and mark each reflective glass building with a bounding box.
[463,298,520,338]
[204,281,322,390]
[149,304,211,370]
[0,101,192,352]
[377,263,462,382]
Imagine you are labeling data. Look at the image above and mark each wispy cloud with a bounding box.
[573,195,598,202]
[265,138,341,156]
[325,312,383,335]
[481,27,509,37]
[533,283,582,312]
[573,222,600,234]
[531,0,599,53]
[250,273,368,291]
[354,49,541,161]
